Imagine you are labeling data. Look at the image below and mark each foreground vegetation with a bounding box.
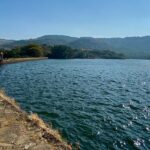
[0,44,125,59]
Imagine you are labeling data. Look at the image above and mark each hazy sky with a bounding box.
[0,0,150,39]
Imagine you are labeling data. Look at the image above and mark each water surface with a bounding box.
[0,59,150,149]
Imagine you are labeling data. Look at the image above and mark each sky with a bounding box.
[0,0,150,39]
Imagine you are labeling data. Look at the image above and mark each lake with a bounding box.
[0,59,150,150]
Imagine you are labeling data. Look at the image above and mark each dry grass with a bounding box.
[28,114,63,143]
[0,90,21,113]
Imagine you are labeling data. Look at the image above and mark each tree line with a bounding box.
[0,44,125,59]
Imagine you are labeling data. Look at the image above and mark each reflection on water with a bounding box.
[0,59,150,150]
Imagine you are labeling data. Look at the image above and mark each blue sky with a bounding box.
[0,0,150,39]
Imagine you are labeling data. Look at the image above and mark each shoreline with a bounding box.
[0,57,48,65]
[0,90,72,150]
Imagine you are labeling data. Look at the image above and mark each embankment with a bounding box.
[0,57,48,65]
[0,90,72,150]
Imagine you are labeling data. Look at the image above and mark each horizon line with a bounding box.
[1,34,150,41]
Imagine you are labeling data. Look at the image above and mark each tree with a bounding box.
[49,45,75,59]
[21,44,43,57]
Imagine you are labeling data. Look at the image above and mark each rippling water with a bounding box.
[0,59,150,149]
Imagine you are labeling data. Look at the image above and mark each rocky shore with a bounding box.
[0,90,72,150]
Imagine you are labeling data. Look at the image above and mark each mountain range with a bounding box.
[1,35,150,59]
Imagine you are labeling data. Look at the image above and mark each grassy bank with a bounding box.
[0,90,72,150]
[0,57,48,65]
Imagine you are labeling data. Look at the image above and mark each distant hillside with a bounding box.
[0,39,14,48]
[35,35,77,45]
[68,37,111,50]
[1,35,150,59]
[0,35,77,49]
[100,36,150,58]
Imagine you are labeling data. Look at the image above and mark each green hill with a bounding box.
[1,35,150,59]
